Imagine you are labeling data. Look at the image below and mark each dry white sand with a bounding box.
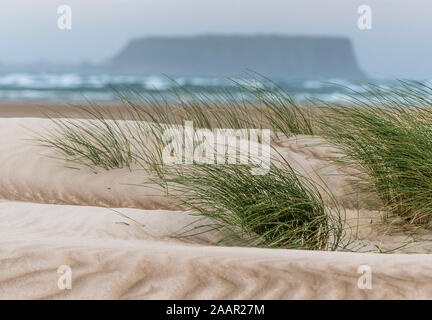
[1,115,432,299]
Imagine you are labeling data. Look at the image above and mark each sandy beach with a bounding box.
[0,103,431,299]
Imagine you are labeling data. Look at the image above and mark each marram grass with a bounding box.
[316,80,432,224]
[36,83,343,250]
[232,75,315,138]
[39,78,432,248]
[151,159,344,250]
[36,104,134,172]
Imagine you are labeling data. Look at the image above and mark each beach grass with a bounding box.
[231,75,315,138]
[36,78,315,172]
[36,82,344,250]
[36,103,134,172]
[38,77,432,248]
[152,158,344,250]
[316,80,432,224]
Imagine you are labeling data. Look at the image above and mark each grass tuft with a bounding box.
[317,80,432,224]
[153,160,343,250]
[36,104,134,172]
[36,80,343,250]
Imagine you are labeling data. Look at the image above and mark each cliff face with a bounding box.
[108,35,365,79]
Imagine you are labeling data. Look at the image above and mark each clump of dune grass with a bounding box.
[232,75,315,138]
[114,82,262,130]
[36,78,313,172]
[153,160,343,250]
[36,103,134,172]
[115,75,315,140]
[36,81,344,250]
[317,80,432,224]
[36,76,432,246]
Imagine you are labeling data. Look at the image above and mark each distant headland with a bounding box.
[107,34,366,79]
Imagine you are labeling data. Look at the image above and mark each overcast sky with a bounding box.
[0,0,431,78]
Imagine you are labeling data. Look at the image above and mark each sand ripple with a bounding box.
[0,201,431,299]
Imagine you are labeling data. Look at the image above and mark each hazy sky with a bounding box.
[1,0,431,78]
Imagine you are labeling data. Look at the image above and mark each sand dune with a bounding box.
[0,118,174,210]
[2,201,432,300]
[1,116,432,299]
[0,118,357,210]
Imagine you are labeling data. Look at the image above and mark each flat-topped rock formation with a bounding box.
[108,35,366,78]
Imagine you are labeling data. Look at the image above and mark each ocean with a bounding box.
[0,72,412,103]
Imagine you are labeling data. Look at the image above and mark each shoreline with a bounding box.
[0,101,124,119]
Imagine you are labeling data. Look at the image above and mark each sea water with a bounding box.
[0,72,418,103]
